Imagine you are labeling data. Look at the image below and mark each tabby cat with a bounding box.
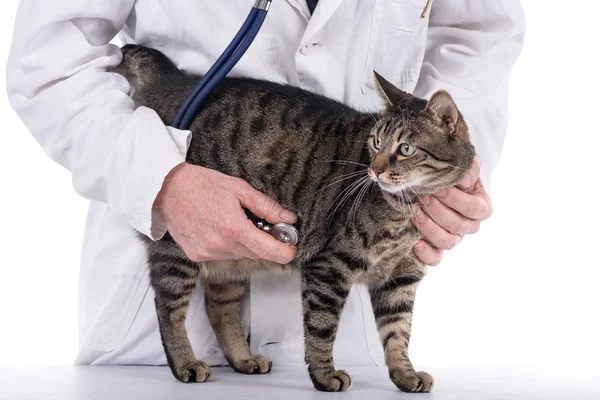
[115,45,475,393]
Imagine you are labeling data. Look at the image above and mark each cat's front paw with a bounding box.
[229,354,273,375]
[389,369,434,393]
[309,369,352,392]
[174,360,211,383]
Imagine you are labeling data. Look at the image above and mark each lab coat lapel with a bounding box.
[300,0,345,46]
[285,0,311,20]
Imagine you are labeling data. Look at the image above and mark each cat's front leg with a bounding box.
[369,261,433,393]
[301,264,352,392]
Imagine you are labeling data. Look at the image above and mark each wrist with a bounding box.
[154,162,189,217]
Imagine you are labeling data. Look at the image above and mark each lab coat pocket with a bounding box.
[362,0,428,94]
[78,217,151,353]
[80,266,150,353]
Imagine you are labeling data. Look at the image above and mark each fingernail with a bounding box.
[280,209,296,222]
[415,243,425,252]
[420,195,432,206]
[434,188,447,198]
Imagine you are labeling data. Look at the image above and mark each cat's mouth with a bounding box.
[377,181,407,194]
[371,175,425,194]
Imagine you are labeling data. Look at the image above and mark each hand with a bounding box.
[411,155,493,266]
[154,163,298,264]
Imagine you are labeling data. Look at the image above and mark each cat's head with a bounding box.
[367,72,475,195]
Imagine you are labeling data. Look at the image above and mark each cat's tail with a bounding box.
[113,44,184,94]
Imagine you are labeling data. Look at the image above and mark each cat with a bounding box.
[114,44,475,393]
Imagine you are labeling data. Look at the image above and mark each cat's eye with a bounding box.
[399,143,416,157]
[373,136,382,150]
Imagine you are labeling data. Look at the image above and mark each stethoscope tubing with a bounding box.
[170,1,299,245]
[173,2,271,130]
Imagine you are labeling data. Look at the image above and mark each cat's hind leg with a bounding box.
[204,279,273,375]
[369,261,433,393]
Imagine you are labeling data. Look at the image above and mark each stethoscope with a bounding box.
[172,0,299,246]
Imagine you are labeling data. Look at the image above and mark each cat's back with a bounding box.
[114,44,357,135]
[115,45,372,220]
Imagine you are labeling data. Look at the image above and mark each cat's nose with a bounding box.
[371,166,384,177]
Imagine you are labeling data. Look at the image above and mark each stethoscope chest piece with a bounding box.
[256,221,299,246]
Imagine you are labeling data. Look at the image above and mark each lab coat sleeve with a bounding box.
[412,0,526,188]
[6,0,191,239]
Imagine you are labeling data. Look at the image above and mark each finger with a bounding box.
[457,154,481,190]
[236,182,297,224]
[183,234,259,261]
[414,240,443,266]
[432,182,492,221]
[206,252,244,261]
[419,195,481,236]
[239,220,297,264]
[227,242,261,260]
[185,249,239,262]
[412,211,461,251]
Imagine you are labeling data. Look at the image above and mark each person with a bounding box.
[6,0,525,366]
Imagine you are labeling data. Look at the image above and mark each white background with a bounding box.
[1,0,599,370]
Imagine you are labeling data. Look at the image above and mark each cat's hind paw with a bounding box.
[229,354,273,375]
[310,369,352,392]
[174,360,211,383]
[390,369,434,393]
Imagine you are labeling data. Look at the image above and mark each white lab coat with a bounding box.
[6,0,525,366]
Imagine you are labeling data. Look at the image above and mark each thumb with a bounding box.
[240,220,297,264]
[237,182,297,224]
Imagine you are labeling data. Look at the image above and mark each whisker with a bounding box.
[326,176,367,216]
[317,170,367,193]
[399,184,414,218]
[435,161,469,171]
[327,176,370,224]
[320,160,369,167]
[359,181,373,219]
[406,185,441,226]
[413,160,468,171]
[402,185,420,220]
[348,179,371,227]
[367,113,378,124]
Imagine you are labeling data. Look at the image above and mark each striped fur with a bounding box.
[116,45,475,392]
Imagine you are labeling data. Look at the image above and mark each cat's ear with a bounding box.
[426,90,469,141]
[373,71,416,107]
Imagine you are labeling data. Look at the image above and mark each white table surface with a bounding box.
[1,365,598,400]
